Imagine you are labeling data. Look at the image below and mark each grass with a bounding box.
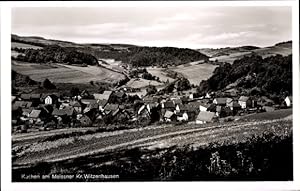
[146,67,175,83]
[12,42,42,49]
[241,109,292,121]
[171,63,217,85]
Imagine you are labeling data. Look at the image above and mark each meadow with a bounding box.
[12,61,125,84]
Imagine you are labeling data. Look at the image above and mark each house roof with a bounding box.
[52,107,74,116]
[93,91,113,100]
[216,106,222,112]
[105,104,119,111]
[70,101,81,107]
[214,98,227,105]
[173,99,182,105]
[28,110,41,118]
[239,96,249,102]
[228,101,240,108]
[98,99,108,107]
[20,94,31,100]
[114,91,126,98]
[22,108,34,116]
[13,101,33,108]
[11,96,16,102]
[196,111,215,122]
[81,99,97,105]
[226,98,233,104]
[31,94,42,99]
[164,110,174,118]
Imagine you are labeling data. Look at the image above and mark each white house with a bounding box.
[177,112,189,122]
[44,95,58,105]
[285,96,293,107]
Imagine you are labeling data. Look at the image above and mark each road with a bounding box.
[12,118,291,166]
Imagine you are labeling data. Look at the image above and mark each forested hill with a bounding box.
[12,34,209,67]
[128,46,209,67]
[13,45,99,66]
[197,54,292,98]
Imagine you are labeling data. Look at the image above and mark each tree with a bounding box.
[70,87,80,97]
[43,78,56,89]
[146,85,157,95]
[177,77,191,91]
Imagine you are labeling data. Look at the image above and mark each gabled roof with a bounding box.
[239,96,249,102]
[70,101,81,107]
[114,91,126,98]
[105,104,119,111]
[28,109,41,118]
[214,98,227,105]
[93,91,113,100]
[81,99,97,105]
[13,101,33,108]
[20,94,31,100]
[52,107,74,116]
[287,96,293,101]
[227,100,240,108]
[98,99,108,107]
[164,110,174,118]
[196,111,215,122]
[31,93,42,99]
[22,108,34,116]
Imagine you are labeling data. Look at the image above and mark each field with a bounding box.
[147,67,176,83]
[171,63,218,85]
[11,42,42,49]
[125,78,164,89]
[12,117,292,181]
[209,45,292,64]
[12,61,126,84]
[209,52,252,64]
[241,108,292,121]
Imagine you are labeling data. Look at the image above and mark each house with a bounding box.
[199,103,210,112]
[81,99,97,105]
[213,98,227,106]
[70,101,82,113]
[238,96,251,109]
[104,104,119,115]
[284,96,293,107]
[227,100,241,111]
[22,108,34,117]
[238,96,257,109]
[20,94,31,100]
[196,111,216,124]
[13,101,33,108]
[164,110,176,122]
[28,110,42,122]
[93,91,113,101]
[177,112,189,122]
[44,94,58,105]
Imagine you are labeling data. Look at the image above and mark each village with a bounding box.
[11,86,293,133]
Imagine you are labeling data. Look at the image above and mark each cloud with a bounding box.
[12,6,292,48]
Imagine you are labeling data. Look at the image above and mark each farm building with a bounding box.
[104,104,119,115]
[199,103,210,112]
[227,100,241,111]
[196,111,216,124]
[70,101,82,113]
[284,96,293,107]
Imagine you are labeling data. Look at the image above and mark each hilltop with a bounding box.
[198,41,292,64]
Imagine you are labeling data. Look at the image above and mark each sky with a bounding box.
[11,6,291,49]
